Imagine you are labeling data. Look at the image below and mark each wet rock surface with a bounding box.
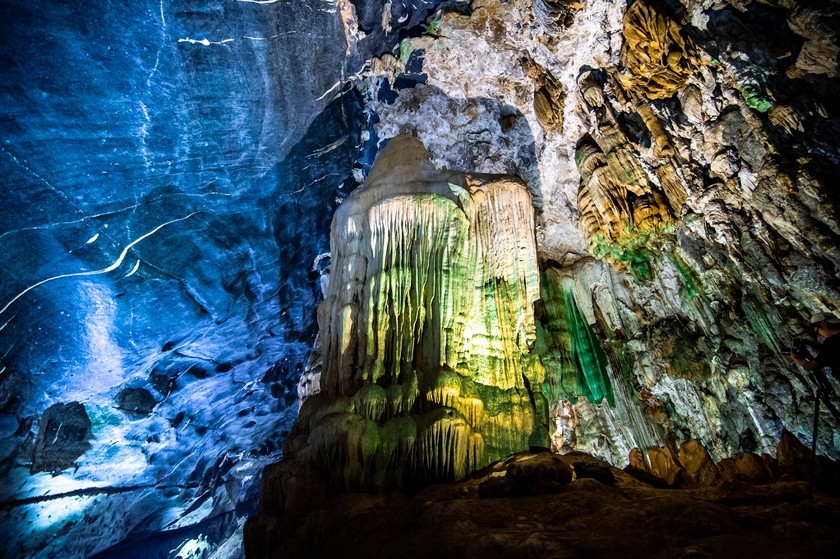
[29,402,92,475]
[0,0,452,557]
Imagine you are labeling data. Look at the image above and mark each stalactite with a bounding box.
[425,369,462,409]
[522,55,566,132]
[414,410,483,482]
[353,384,388,423]
[616,0,699,101]
[454,396,485,431]
[562,285,615,407]
[539,268,615,407]
[536,264,668,467]
[575,69,683,280]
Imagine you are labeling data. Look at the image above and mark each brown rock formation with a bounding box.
[575,68,681,278]
[616,0,700,100]
[247,450,840,559]
[626,436,839,494]
[523,56,566,132]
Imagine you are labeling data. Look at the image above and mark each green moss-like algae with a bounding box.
[668,251,703,299]
[592,222,676,282]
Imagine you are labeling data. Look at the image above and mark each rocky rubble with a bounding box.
[628,430,840,491]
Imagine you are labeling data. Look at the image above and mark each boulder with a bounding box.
[30,402,92,474]
[677,439,721,488]
[717,453,776,485]
[115,387,157,416]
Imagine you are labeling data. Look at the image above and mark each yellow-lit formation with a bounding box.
[306,136,548,488]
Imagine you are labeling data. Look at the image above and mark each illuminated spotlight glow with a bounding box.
[82,281,124,386]
[31,494,96,530]
[170,533,212,558]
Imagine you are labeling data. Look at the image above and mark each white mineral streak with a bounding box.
[0,212,198,317]
[122,259,141,279]
[177,37,235,46]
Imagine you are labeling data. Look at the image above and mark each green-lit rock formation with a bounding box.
[248,137,551,542]
[316,135,548,482]
[244,0,840,556]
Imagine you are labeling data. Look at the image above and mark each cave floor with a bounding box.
[269,453,840,559]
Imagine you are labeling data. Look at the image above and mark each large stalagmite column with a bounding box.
[260,136,548,515]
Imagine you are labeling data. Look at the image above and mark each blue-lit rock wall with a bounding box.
[0,0,447,556]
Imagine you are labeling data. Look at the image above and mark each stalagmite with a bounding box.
[280,136,548,493]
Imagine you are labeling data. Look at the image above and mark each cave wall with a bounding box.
[0,1,449,557]
[350,0,840,466]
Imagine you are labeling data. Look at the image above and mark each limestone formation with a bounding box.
[351,0,840,490]
[269,136,549,507]
[616,0,700,100]
[625,436,839,491]
[7,0,840,556]
[786,4,840,78]
[532,0,581,31]
[522,56,566,133]
[575,68,681,279]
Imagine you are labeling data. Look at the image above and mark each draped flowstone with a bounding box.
[312,135,548,487]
